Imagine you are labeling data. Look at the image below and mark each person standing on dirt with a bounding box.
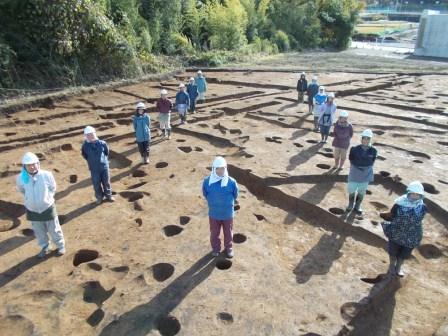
[296,72,308,104]
[133,102,151,164]
[332,110,353,170]
[195,70,207,103]
[16,152,66,258]
[318,92,337,143]
[381,181,426,277]
[186,77,199,114]
[202,156,239,259]
[313,86,326,132]
[346,129,377,215]
[175,83,190,125]
[156,89,173,139]
[81,126,115,205]
[307,76,319,114]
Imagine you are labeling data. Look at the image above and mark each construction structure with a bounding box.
[414,10,448,58]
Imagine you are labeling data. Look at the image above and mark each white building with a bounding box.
[414,10,448,58]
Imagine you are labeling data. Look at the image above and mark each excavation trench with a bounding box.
[227,165,386,249]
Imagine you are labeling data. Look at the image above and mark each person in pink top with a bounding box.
[331,110,353,170]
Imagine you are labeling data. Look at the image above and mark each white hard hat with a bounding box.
[319,86,325,91]
[197,70,202,74]
[22,152,39,165]
[189,77,194,81]
[179,83,185,88]
[312,76,317,80]
[300,72,306,76]
[327,92,335,98]
[136,102,146,109]
[84,126,96,135]
[407,181,424,195]
[339,110,349,118]
[160,89,168,95]
[361,129,373,138]
[212,156,227,168]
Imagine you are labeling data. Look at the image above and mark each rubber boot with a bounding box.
[354,194,364,215]
[396,258,405,277]
[346,194,356,212]
[164,128,167,138]
[167,129,171,140]
[388,255,397,275]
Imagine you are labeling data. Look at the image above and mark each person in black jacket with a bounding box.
[296,72,308,104]
[346,129,377,214]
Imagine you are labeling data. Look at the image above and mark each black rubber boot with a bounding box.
[346,193,356,212]
[388,255,397,274]
[354,194,364,215]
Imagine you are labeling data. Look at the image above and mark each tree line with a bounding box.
[0,0,363,92]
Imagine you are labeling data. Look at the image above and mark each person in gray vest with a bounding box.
[16,152,66,258]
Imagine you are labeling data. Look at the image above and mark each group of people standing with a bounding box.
[297,71,427,276]
[12,70,427,278]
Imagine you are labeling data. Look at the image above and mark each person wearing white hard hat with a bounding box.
[16,152,66,258]
[296,72,307,104]
[133,102,151,164]
[313,86,326,132]
[380,181,427,277]
[156,89,173,139]
[317,92,337,143]
[81,126,115,205]
[346,129,377,214]
[195,70,207,103]
[307,75,319,114]
[175,83,190,124]
[331,110,353,170]
[202,156,239,258]
[186,77,199,113]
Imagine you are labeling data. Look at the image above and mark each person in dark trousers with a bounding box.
[132,102,151,164]
[381,181,426,277]
[202,156,239,258]
[81,126,115,205]
[186,77,199,114]
[175,83,190,124]
[307,76,319,114]
[313,86,327,132]
[296,72,308,104]
[346,129,377,214]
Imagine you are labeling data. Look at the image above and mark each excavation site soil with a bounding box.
[1,54,448,336]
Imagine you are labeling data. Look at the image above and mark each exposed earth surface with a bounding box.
[1,52,448,336]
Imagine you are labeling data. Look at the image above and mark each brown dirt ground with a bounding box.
[0,53,448,336]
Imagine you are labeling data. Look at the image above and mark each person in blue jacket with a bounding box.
[202,156,239,258]
[195,70,207,103]
[186,77,199,113]
[81,126,115,205]
[313,86,327,132]
[175,83,190,124]
[346,129,377,214]
[381,181,426,277]
[307,76,319,114]
[133,102,151,164]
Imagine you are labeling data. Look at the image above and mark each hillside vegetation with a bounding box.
[0,0,362,94]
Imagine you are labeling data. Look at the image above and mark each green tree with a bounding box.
[317,0,363,49]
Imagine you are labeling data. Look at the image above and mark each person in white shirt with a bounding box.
[16,152,66,258]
